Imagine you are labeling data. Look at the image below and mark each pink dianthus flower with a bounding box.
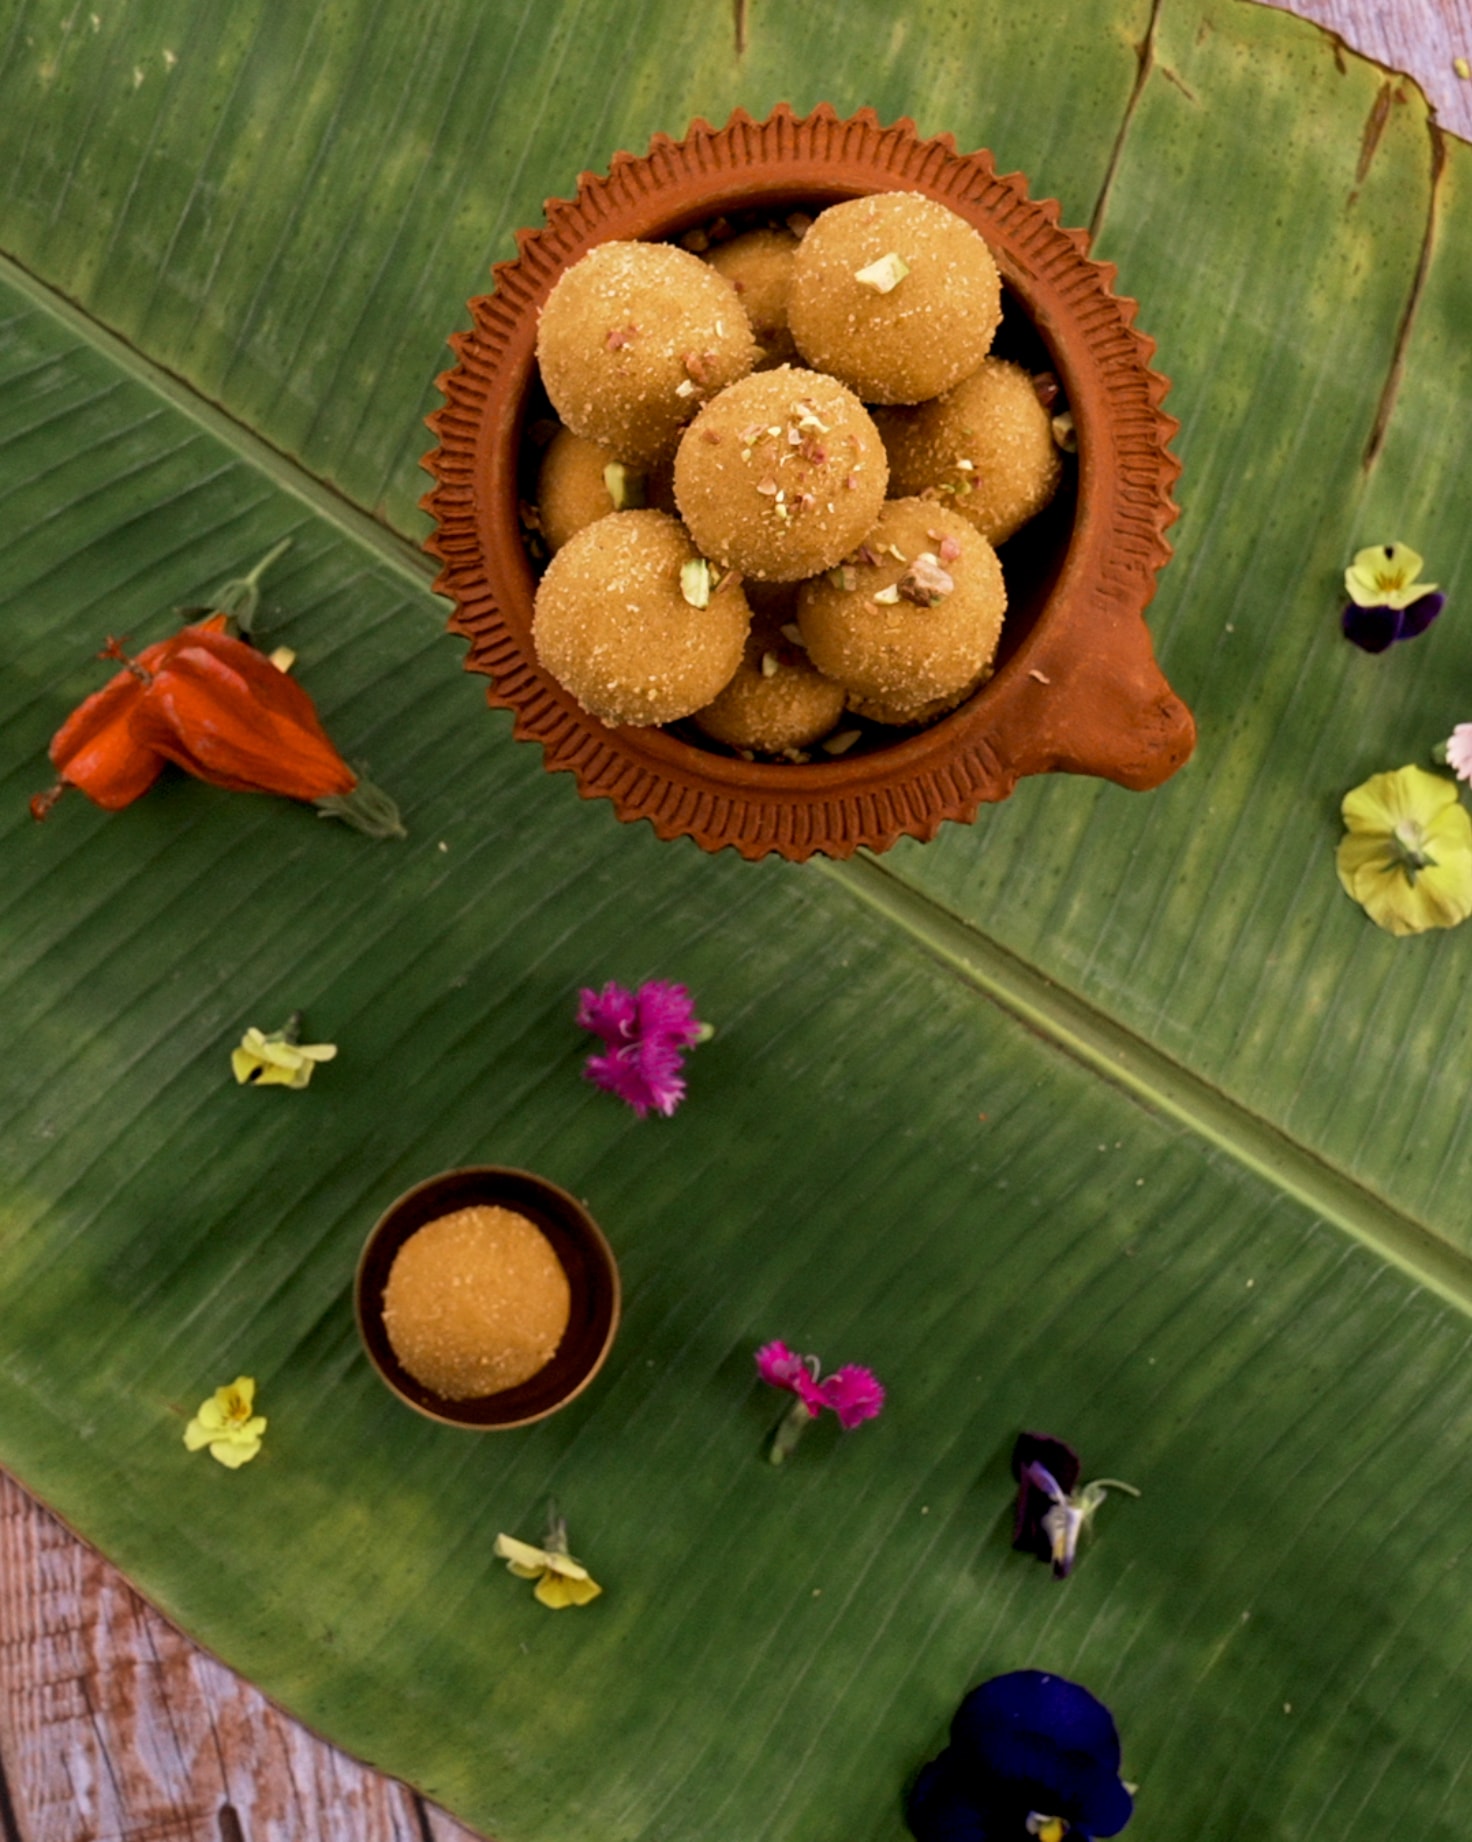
[576,980,706,1118]
[1447,724,1472,784]
[755,1340,885,1461]
[818,1364,886,1429]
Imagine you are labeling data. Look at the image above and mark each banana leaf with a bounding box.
[4,2,1472,1838]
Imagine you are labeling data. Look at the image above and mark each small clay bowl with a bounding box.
[422,104,1194,861]
[355,1166,620,1429]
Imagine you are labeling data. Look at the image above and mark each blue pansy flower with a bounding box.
[908,1671,1134,1841]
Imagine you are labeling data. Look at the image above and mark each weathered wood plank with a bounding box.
[1256,0,1472,138]
[0,1472,483,1842]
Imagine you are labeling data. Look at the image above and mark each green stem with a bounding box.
[314,776,406,840]
[212,537,293,636]
[768,1396,815,1465]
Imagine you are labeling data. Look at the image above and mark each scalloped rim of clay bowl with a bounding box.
[421,103,1194,863]
[355,1165,620,1430]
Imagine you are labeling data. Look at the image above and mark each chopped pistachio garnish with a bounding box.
[873,584,902,606]
[828,565,858,591]
[681,558,714,608]
[760,651,780,678]
[602,462,646,512]
[1052,411,1078,453]
[854,251,910,293]
[822,729,863,756]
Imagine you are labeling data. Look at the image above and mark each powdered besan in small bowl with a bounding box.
[382,1204,572,1401]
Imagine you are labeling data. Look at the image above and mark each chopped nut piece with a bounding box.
[1051,411,1078,453]
[828,565,858,591]
[1032,370,1060,407]
[897,552,955,606]
[756,476,779,495]
[873,584,902,605]
[938,535,962,564]
[680,226,711,252]
[853,251,911,293]
[602,462,646,512]
[886,544,908,563]
[519,500,544,532]
[680,557,714,608]
[760,651,780,678]
[683,350,712,383]
[785,211,814,239]
[675,378,698,398]
[1029,668,1052,685]
[821,729,862,756]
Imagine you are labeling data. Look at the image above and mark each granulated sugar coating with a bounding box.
[382,1205,571,1401]
[692,608,847,754]
[537,241,759,466]
[878,358,1063,544]
[673,367,888,582]
[787,193,1001,405]
[536,427,642,553]
[532,509,751,726]
[705,227,801,370]
[797,498,1005,724]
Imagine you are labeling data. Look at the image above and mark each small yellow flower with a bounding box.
[494,1531,602,1609]
[184,1376,266,1468]
[1344,543,1437,611]
[1337,765,1472,936]
[231,1012,336,1089]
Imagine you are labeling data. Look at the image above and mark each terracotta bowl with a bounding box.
[355,1165,620,1430]
[422,104,1193,862]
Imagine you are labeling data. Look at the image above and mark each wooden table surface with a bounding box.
[2,4,1469,1837]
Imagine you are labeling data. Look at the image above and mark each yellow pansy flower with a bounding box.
[1336,765,1472,936]
[1344,543,1437,611]
[231,1012,337,1089]
[184,1376,267,1468]
[494,1529,602,1609]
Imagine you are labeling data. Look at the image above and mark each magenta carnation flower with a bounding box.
[755,1339,827,1414]
[755,1340,884,1462]
[819,1364,886,1429]
[576,980,707,1118]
